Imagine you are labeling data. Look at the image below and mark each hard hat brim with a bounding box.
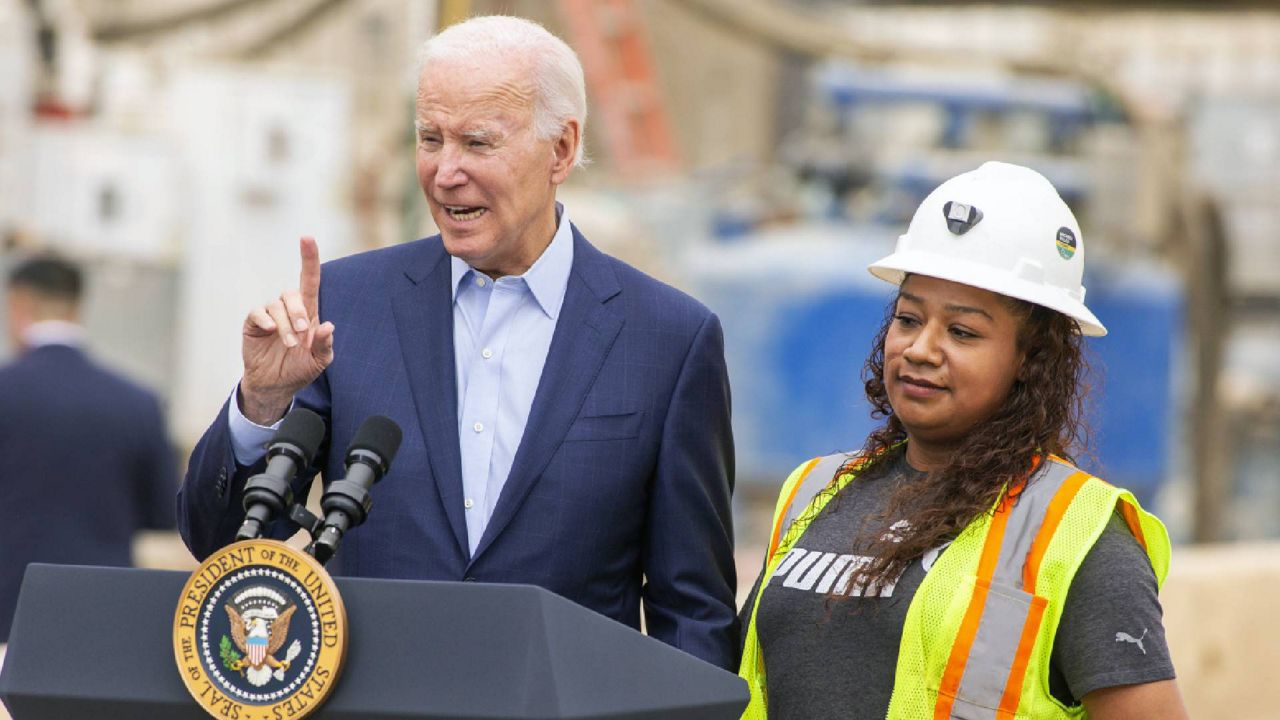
[868,250,1108,337]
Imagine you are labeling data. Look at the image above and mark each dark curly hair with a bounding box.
[838,288,1091,595]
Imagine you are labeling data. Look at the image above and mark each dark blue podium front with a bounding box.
[0,564,747,719]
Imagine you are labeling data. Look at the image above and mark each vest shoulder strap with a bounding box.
[780,454,848,536]
[767,453,849,560]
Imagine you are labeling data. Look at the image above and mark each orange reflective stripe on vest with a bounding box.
[933,490,1015,719]
[932,462,1091,719]
[767,456,824,560]
[1023,471,1091,590]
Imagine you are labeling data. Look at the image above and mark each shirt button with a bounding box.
[464,498,474,509]
[473,421,484,433]
[481,348,493,359]
[475,276,487,287]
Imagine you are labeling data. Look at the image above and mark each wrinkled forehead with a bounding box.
[416,54,537,124]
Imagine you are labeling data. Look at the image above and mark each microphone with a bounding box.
[235,408,327,541]
[310,416,402,564]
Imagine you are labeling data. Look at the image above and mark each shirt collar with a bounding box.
[449,204,575,320]
[22,320,86,349]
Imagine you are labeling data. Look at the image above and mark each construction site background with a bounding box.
[1,1,1278,717]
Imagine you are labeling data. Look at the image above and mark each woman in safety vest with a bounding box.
[738,162,1187,719]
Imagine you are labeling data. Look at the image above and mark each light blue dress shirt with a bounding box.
[448,210,573,553]
[229,208,574,556]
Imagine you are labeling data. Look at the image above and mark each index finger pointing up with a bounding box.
[299,236,321,317]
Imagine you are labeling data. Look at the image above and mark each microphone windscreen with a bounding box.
[347,415,403,462]
[274,408,327,464]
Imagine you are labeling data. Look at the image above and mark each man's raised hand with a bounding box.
[239,237,336,425]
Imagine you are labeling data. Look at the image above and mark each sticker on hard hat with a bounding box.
[943,201,983,236]
[1056,227,1077,259]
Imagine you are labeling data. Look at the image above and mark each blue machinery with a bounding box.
[688,64,1182,509]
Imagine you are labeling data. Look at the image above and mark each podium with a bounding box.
[0,564,748,719]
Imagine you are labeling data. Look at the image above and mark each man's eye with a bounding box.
[468,140,489,148]
[419,135,441,146]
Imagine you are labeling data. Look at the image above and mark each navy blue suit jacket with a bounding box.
[179,228,739,668]
[0,343,176,642]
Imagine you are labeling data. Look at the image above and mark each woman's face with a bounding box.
[883,275,1026,454]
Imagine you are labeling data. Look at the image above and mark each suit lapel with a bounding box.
[470,230,623,563]
[391,242,469,558]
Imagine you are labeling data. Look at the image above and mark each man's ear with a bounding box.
[6,289,33,347]
[550,118,580,185]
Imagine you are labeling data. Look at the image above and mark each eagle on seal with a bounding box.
[226,601,297,687]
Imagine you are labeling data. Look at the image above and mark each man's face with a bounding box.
[414,55,578,277]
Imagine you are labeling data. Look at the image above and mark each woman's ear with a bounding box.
[1015,348,1031,383]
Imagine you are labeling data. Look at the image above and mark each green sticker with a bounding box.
[1056,227,1077,260]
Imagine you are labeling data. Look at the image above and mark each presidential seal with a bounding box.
[174,539,347,720]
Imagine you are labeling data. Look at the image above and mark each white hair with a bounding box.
[418,15,588,167]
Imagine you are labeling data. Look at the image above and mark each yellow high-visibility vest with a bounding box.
[738,453,1171,720]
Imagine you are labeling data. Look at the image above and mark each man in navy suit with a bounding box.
[0,255,176,645]
[178,16,738,669]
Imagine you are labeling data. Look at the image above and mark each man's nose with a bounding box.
[433,145,467,188]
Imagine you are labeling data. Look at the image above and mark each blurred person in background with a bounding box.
[177,15,738,669]
[0,254,176,651]
[737,162,1187,718]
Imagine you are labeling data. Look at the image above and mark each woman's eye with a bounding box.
[893,314,919,327]
[950,326,977,339]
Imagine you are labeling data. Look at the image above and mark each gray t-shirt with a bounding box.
[741,455,1174,719]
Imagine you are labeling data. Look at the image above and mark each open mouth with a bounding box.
[444,205,487,221]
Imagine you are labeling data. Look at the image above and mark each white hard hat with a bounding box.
[868,161,1106,336]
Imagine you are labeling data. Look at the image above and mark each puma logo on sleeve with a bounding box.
[1114,628,1148,654]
